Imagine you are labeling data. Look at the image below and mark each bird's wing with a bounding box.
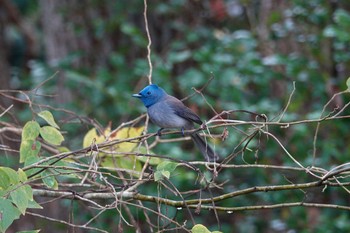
[166,96,203,125]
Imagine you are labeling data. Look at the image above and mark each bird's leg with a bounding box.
[200,123,207,130]
[181,127,185,137]
[157,128,164,137]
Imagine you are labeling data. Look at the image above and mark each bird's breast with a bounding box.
[147,101,192,129]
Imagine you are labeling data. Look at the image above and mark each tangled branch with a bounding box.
[1,82,350,232]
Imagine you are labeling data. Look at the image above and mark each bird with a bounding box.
[133,84,219,162]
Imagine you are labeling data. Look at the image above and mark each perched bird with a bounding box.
[133,84,219,162]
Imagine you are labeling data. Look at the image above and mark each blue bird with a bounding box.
[133,84,219,162]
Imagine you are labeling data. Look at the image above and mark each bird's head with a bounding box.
[133,84,167,107]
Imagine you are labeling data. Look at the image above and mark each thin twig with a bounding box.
[143,0,152,84]
[277,81,296,122]
[0,104,13,117]
[26,211,109,233]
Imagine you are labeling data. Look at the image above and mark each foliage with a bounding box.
[0,167,41,232]
[1,0,350,232]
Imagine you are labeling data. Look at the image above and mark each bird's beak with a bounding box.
[132,93,142,98]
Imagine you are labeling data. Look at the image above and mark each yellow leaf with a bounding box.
[110,126,144,140]
[83,128,107,148]
[110,127,144,153]
[191,224,211,233]
[83,128,97,148]
[103,126,111,137]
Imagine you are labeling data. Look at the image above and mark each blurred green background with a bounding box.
[1,0,350,232]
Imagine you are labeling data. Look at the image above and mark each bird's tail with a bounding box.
[191,133,219,162]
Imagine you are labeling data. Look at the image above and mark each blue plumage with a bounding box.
[133,84,218,162]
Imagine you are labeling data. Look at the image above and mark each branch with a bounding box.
[187,202,350,212]
[32,180,330,207]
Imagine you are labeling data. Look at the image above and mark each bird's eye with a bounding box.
[147,91,151,95]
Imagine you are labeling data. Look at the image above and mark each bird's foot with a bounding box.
[181,127,185,137]
[157,128,164,137]
[200,123,207,130]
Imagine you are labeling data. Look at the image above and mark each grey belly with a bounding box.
[148,103,192,129]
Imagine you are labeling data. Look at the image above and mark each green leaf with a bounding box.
[156,161,178,173]
[40,126,64,145]
[191,224,211,233]
[154,170,171,182]
[154,161,178,181]
[323,26,337,38]
[22,121,40,141]
[57,146,70,153]
[0,198,21,233]
[27,199,42,209]
[0,169,10,189]
[101,156,143,178]
[346,77,350,90]
[154,171,163,182]
[161,170,170,179]
[23,156,41,177]
[38,110,59,129]
[0,167,19,187]
[334,9,350,28]
[134,147,162,165]
[17,169,28,182]
[112,156,141,170]
[23,185,33,202]
[137,155,162,165]
[41,170,58,189]
[168,50,191,63]
[10,186,29,214]
[19,140,41,163]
